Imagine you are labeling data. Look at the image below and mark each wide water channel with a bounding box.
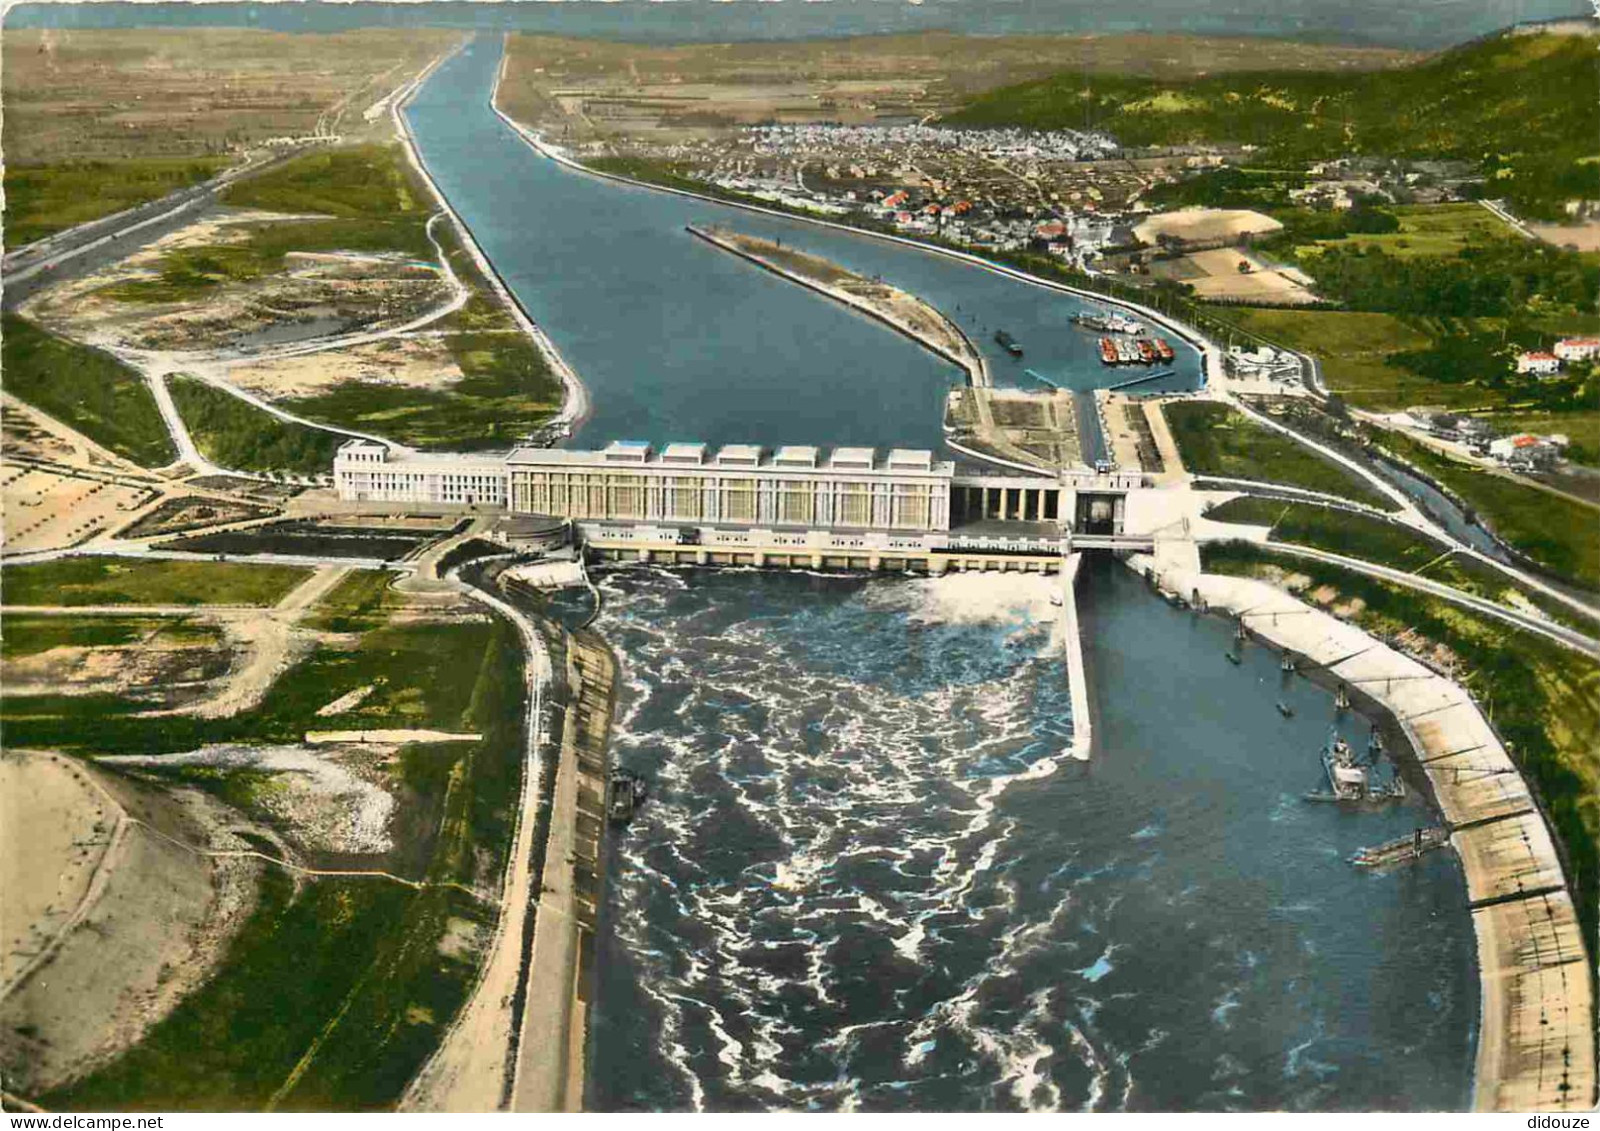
[404,42,1478,1111]
[405,39,1201,452]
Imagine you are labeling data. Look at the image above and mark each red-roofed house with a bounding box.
[1554,338,1600,362]
[1515,351,1561,377]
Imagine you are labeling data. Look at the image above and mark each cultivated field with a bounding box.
[2,464,159,554]
[2,28,457,164]
[1167,246,1319,305]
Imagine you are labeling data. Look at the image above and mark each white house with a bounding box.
[1514,351,1562,377]
[1554,338,1600,363]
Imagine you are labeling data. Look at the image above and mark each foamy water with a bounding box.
[587,565,1477,1111]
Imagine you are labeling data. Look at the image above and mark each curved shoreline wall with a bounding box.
[1132,551,1595,1112]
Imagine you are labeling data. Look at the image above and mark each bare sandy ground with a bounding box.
[101,744,398,855]
[1134,207,1283,245]
[2,621,230,705]
[0,751,262,1096]
[21,215,450,358]
[1528,220,1600,252]
[2,463,159,554]
[222,332,466,399]
[1175,247,1319,305]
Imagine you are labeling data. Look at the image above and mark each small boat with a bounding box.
[1280,653,1296,673]
[1304,732,1405,804]
[1153,337,1176,363]
[1224,651,1242,666]
[1137,339,1157,364]
[1277,701,1295,718]
[1335,684,1351,710]
[994,330,1024,357]
[1098,337,1118,365]
[607,768,648,825]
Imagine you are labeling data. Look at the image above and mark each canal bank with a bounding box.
[1131,552,1595,1112]
[393,42,590,439]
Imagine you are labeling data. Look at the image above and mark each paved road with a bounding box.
[1,148,321,311]
[1259,542,1600,658]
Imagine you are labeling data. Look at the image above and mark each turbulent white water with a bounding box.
[587,565,1477,1112]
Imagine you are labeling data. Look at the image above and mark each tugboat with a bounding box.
[1152,338,1176,363]
[1099,337,1119,365]
[607,768,649,825]
[994,330,1024,358]
[1304,732,1405,803]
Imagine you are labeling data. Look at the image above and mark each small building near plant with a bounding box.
[1554,338,1600,363]
[1514,351,1562,377]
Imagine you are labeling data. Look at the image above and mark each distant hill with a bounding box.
[945,25,1600,220]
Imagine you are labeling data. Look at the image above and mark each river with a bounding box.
[587,562,1476,1111]
[399,39,1479,1112]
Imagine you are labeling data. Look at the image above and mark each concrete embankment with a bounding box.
[1131,553,1595,1112]
[685,223,986,387]
[510,623,618,1112]
[1058,553,1092,762]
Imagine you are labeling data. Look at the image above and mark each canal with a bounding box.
[403,38,1201,452]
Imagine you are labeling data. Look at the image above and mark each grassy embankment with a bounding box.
[2,158,230,249]
[1162,400,1394,509]
[168,376,347,478]
[301,569,405,633]
[0,557,311,607]
[1202,541,1600,952]
[1369,427,1600,591]
[10,602,527,1109]
[1203,495,1598,631]
[0,615,222,659]
[1,314,176,467]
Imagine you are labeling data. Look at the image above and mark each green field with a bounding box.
[1201,541,1600,952]
[1299,203,1512,261]
[2,157,230,249]
[1202,305,1507,411]
[1204,494,1599,631]
[302,568,403,633]
[0,614,221,659]
[169,376,348,477]
[100,146,438,304]
[1162,401,1394,508]
[1374,429,1600,590]
[284,330,562,450]
[2,315,176,467]
[19,599,529,1109]
[0,557,310,608]
[1206,496,1440,566]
